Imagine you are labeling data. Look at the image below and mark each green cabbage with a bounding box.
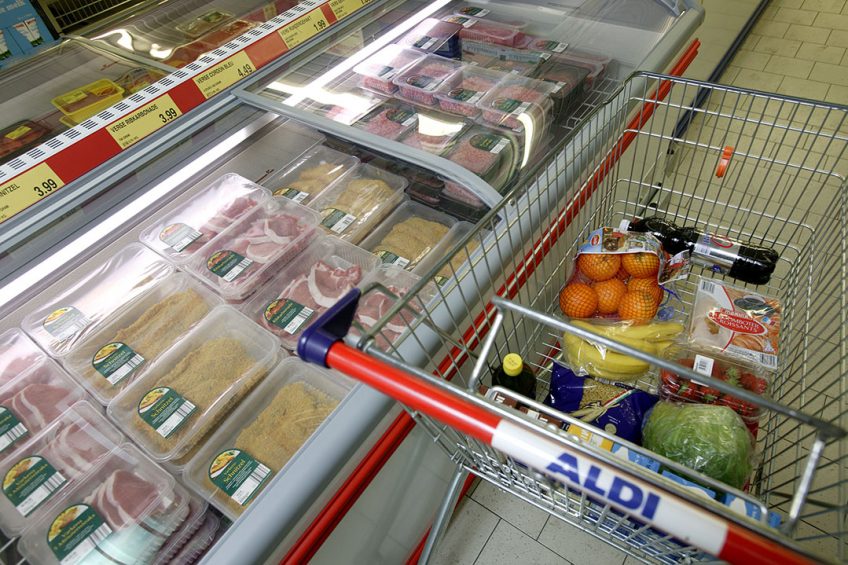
[643,402,753,489]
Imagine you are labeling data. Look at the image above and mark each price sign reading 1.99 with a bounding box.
[279,9,330,49]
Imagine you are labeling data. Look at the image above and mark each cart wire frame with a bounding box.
[305,71,848,563]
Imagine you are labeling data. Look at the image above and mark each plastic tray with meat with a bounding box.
[266,145,358,205]
[184,358,351,518]
[168,511,220,564]
[444,15,525,47]
[243,236,380,350]
[393,55,463,106]
[461,39,549,68]
[442,125,520,192]
[108,306,280,463]
[139,174,270,265]
[0,328,46,384]
[18,444,190,565]
[0,401,123,536]
[441,182,490,221]
[515,35,569,53]
[154,495,208,563]
[295,81,386,126]
[22,244,174,357]
[476,75,557,132]
[399,108,468,155]
[453,5,528,28]
[0,120,52,161]
[398,18,463,59]
[51,79,125,124]
[185,198,319,302]
[198,20,256,48]
[352,101,420,141]
[307,163,406,244]
[435,65,505,117]
[175,9,233,38]
[62,273,222,406]
[550,49,609,89]
[163,39,216,68]
[353,45,423,94]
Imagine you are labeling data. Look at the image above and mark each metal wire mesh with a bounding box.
[39,0,138,32]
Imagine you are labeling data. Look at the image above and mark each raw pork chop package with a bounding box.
[18,444,190,565]
[0,401,123,536]
[244,236,380,350]
[0,329,46,384]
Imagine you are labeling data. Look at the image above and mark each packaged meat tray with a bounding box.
[552,50,608,88]
[184,197,320,302]
[460,40,548,75]
[444,15,525,47]
[399,18,463,59]
[453,5,528,28]
[198,20,256,47]
[114,67,166,96]
[138,174,270,265]
[267,146,358,205]
[0,120,52,160]
[352,101,420,141]
[168,511,220,565]
[359,201,459,273]
[517,35,569,54]
[393,55,463,106]
[176,10,233,38]
[17,443,190,565]
[353,45,423,94]
[308,163,406,243]
[0,360,87,460]
[107,306,279,464]
[154,494,208,563]
[400,109,468,155]
[62,273,222,406]
[22,244,174,357]
[51,79,125,124]
[535,58,589,114]
[442,125,520,192]
[0,328,46,384]
[434,65,504,118]
[243,236,380,350]
[441,182,489,221]
[295,79,385,126]
[184,357,350,519]
[476,75,556,133]
[0,401,123,536]
[164,39,215,68]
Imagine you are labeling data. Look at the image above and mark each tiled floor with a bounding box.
[430,1,847,563]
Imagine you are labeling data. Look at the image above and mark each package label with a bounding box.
[321,208,357,234]
[207,250,253,282]
[209,449,273,505]
[3,455,66,516]
[159,223,202,252]
[47,504,112,565]
[264,299,314,335]
[92,342,144,386]
[376,250,410,268]
[138,387,197,438]
[0,407,27,453]
[43,307,89,341]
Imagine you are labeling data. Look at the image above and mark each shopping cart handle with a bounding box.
[298,288,361,367]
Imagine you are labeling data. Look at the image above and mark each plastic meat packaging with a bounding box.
[184,358,350,519]
[0,401,123,536]
[168,511,220,564]
[184,197,320,302]
[138,174,270,264]
[353,100,419,141]
[400,109,468,155]
[476,75,556,134]
[0,328,46,383]
[22,244,174,357]
[308,164,406,243]
[689,278,781,371]
[107,306,279,463]
[393,55,462,106]
[0,120,52,160]
[17,444,190,565]
[460,41,547,76]
[62,273,222,406]
[442,125,519,191]
[266,145,357,205]
[176,10,233,38]
[435,65,504,117]
[154,494,208,563]
[354,45,423,94]
[444,15,524,46]
[243,236,379,350]
[399,18,463,59]
[51,79,125,123]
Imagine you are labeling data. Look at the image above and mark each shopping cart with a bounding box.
[299,72,848,564]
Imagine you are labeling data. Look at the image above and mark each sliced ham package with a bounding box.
[0,401,123,536]
[138,174,271,265]
[0,328,46,385]
[22,244,174,357]
[18,444,190,565]
[244,236,380,350]
[185,197,320,302]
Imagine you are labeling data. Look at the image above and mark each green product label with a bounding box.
[209,449,273,506]
[469,133,509,154]
[458,6,489,16]
[3,456,66,516]
[43,307,89,341]
[447,88,483,103]
[47,504,112,564]
[159,222,202,252]
[137,387,197,438]
[264,299,315,335]
[492,97,527,114]
[0,407,28,453]
[404,74,435,90]
[412,36,437,50]
[376,65,395,78]
[207,250,253,282]
[535,40,567,53]
[444,15,476,28]
[376,250,411,268]
[92,342,144,386]
[321,208,357,234]
[385,108,417,126]
[434,275,448,286]
[272,187,309,203]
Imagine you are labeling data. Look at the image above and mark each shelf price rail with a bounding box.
[299,72,848,563]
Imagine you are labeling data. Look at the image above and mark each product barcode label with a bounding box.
[159,223,202,252]
[321,208,357,234]
[4,456,67,516]
[92,342,145,386]
[0,407,27,453]
[376,250,411,268]
[491,138,509,154]
[264,299,315,335]
[158,400,196,437]
[209,449,273,506]
[692,354,714,386]
[108,353,143,385]
[759,353,778,368]
[285,307,314,334]
[138,387,197,438]
[232,462,271,505]
[224,257,252,282]
[273,187,310,203]
[42,307,89,341]
[699,279,717,294]
[48,504,113,565]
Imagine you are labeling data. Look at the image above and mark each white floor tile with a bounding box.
[474,520,572,565]
[537,516,628,565]
[471,480,552,539]
[430,498,499,565]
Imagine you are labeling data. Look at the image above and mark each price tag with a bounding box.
[279,9,330,49]
[106,94,183,149]
[0,163,65,225]
[193,51,256,99]
[329,0,372,20]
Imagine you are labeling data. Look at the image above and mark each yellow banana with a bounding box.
[563,334,649,375]
[571,319,684,342]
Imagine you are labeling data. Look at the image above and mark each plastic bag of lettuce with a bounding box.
[642,402,753,489]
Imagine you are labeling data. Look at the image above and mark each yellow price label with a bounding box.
[329,0,371,20]
[193,51,256,99]
[0,163,65,224]
[106,94,183,149]
[279,9,329,49]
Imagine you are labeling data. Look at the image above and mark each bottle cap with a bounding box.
[503,353,523,377]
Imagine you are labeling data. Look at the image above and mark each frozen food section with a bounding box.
[0,0,703,563]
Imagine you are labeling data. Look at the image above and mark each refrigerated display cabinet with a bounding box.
[0,0,703,562]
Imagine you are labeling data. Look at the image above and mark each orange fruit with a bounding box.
[559,283,598,318]
[618,291,659,321]
[592,278,627,315]
[621,253,660,278]
[614,266,630,282]
[628,277,663,306]
[577,254,621,282]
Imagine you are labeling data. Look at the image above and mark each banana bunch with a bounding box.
[563,320,684,381]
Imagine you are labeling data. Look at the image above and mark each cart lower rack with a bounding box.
[301,72,848,564]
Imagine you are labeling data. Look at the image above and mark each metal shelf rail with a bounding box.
[299,72,848,563]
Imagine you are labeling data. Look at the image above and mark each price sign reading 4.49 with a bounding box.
[0,163,65,225]
[193,51,257,99]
